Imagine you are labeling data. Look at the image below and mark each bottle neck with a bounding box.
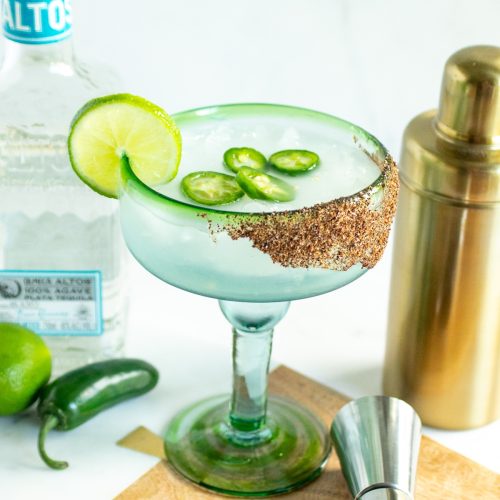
[1,0,74,69]
[1,37,74,70]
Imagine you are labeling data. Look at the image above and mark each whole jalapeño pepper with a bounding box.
[37,358,159,469]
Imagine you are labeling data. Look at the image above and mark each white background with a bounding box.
[1,1,500,498]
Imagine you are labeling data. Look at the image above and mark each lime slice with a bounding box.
[181,171,244,206]
[223,147,267,173]
[236,167,295,202]
[68,94,182,198]
[269,149,319,175]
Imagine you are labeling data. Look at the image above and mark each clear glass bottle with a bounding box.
[0,0,127,374]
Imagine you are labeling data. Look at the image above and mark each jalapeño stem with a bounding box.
[38,415,68,470]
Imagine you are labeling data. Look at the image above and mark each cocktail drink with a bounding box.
[68,99,398,496]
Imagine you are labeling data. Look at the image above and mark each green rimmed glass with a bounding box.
[118,103,397,496]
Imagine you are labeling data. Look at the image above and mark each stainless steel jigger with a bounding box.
[331,396,421,500]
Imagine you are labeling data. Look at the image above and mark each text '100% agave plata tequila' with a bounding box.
[0,0,127,374]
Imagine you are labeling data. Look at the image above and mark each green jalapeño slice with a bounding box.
[181,171,244,206]
[236,167,295,202]
[223,147,267,173]
[269,149,319,175]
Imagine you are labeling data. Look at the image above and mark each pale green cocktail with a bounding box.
[120,104,388,302]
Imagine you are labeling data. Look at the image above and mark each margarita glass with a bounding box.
[119,104,398,496]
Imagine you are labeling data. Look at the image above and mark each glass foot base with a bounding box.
[164,395,331,497]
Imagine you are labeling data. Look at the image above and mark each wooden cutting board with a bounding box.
[116,365,500,499]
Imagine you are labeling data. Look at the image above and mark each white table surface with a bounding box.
[2,256,499,500]
[1,1,500,498]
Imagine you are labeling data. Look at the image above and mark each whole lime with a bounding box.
[0,323,51,415]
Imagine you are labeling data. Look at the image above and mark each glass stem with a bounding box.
[219,300,290,434]
[230,327,273,431]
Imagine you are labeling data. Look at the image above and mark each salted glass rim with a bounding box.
[120,102,390,216]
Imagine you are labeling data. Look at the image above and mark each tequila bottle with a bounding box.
[0,0,127,373]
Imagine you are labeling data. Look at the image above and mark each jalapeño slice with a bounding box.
[236,167,295,202]
[269,149,319,175]
[223,147,267,173]
[181,171,244,206]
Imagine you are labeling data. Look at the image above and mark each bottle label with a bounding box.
[2,0,72,45]
[0,270,103,336]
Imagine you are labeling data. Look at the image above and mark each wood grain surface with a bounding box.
[117,365,500,499]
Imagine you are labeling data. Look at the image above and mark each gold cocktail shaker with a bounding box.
[383,46,500,429]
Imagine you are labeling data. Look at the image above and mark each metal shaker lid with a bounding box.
[436,46,500,145]
[400,45,500,204]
